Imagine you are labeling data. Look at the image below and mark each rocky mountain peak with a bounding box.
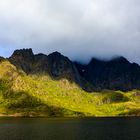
[48,51,61,57]
[11,48,34,58]
[9,48,35,73]
[48,51,77,78]
[109,56,129,64]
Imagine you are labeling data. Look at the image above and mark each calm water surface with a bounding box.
[0,117,140,140]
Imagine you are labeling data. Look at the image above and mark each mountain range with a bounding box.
[8,48,140,91]
[0,48,140,117]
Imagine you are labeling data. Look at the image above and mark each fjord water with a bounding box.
[0,117,140,140]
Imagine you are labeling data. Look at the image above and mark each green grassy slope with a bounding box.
[0,60,140,117]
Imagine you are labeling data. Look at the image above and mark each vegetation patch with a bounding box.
[0,61,140,117]
[102,91,129,103]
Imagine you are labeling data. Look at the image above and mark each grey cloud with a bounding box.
[0,0,140,64]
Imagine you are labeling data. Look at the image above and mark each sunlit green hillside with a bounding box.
[0,60,140,117]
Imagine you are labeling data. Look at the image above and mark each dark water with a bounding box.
[0,117,140,140]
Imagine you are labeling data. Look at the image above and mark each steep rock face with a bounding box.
[48,52,74,77]
[76,57,140,91]
[47,51,82,85]
[9,48,49,74]
[9,49,82,85]
[9,48,35,73]
[33,53,49,73]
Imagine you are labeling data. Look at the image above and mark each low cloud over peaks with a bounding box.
[0,0,140,64]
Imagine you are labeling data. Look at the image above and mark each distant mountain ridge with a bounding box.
[75,57,140,91]
[6,48,140,91]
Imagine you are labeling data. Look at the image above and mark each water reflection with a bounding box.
[0,117,140,140]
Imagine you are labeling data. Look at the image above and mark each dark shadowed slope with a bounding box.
[75,57,140,91]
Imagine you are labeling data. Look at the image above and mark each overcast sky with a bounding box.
[0,0,140,63]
